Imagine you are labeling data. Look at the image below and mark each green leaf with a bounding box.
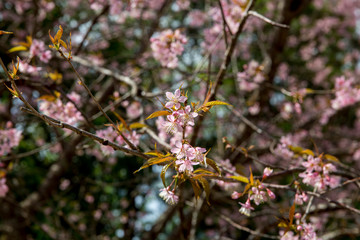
[160,163,172,188]
[146,110,171,120]
[206,158,221,176]
[230,175,249,183]
[8,46,28,53]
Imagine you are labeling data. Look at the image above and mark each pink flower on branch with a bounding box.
[159,187,179,205]
[239,198,254,216]
[165,89,187,110]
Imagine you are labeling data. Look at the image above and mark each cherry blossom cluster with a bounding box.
[331,76,360,110]
[150,29,187,68]
[280,213,321,240]
[95,126,140,156]
[237,60,265,92]
[163,89,207,173]
[156,89,212,205]
[38,92,84,126]
[203,0,245,52]
[0,122,22,156]
[232,168,275,216]
[29,39,52,63]
[299,155,340,191]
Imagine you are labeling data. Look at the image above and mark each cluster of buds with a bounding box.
[299,155,340,191]
[232,167,275,216]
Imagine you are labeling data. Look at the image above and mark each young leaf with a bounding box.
[198,177,210,205]
[134,156,175,173]
[160,163,172,188]
[300,149,314,156]
[205,158,221,175]
[324,154,340,163]
[249,167,254,185]
[129,123,147,129]
[8,46,28,53]
[229,175,249,183]
[113,111,130,131]
[289,202,296,225]
[0,30,13,35]
[54,25,63,43]
[146,110,171,120]
[190,179,201,200]
[193,168,215,175]
[203,100,231,108]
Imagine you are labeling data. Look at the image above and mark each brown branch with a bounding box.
[191,0,256,145]
[218,212,280,239]
[263,183,360,216]
[21,107,149,159]
[74,5,109,55]
[58,50,139,151]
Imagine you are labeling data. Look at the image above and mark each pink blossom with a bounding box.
[238,198,254,216]
[171,141,194,160]
[294,192,308,205]
[29,39,52,63]
[188,10,207,28]
[178,105,198,126]
[126,101,142,119]
[163,114,182,135]
[176,0,190,10]
[159,187,179,205]
[262,167,273,179]
[165,89,187,109]
[150,29,187,68]
[231,191,241,199]
[250,186,267,205]
[0,126,22,156]
[39,94,84,126]
[0,178,9,198]
[176,159,199,173]
[266,188,276,199]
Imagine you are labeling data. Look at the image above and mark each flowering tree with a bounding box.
[1,0,360,239]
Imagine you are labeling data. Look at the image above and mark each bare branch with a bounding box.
[248,11,290,29]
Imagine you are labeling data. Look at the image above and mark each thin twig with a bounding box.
[218,0,229,47]
[301,187,317,221]
[58,50,138,151]
[263,183,360,215]
[248,11,290,29]
[218,212,280,239]
[21,107,149,159]
[75,5,109,55]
